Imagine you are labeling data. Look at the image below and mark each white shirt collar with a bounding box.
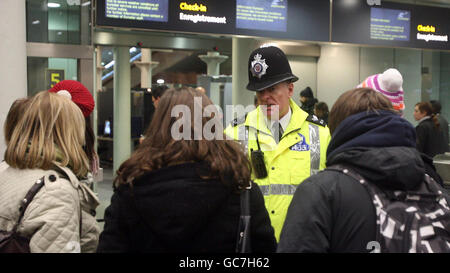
[418,116,431,123]
[266,107,292,132]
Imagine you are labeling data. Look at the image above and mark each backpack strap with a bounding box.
[236,183,252,253]
[326,164,365,182]
[13,177,45,233]
[327,164,400,201]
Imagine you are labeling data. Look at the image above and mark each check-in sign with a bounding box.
[46,69,65,89]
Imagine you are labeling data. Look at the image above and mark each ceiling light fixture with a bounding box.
[48,3,61,8]
[104,60,115,69]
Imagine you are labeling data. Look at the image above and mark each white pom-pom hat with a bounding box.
[358,68,405,112]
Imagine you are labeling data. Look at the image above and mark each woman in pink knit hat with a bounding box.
[358,68,405,116]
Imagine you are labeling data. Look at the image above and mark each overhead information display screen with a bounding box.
[105,0,169,22]
[96,0,330,42]
[179,2,227,25]
[236,0,288,32]
[332,0,450,50]
[370,8,410,41]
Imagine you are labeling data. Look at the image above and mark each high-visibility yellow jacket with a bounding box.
[225,99,331,240]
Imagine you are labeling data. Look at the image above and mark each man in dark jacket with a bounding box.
[299,86,318,115]
[430,100,449,151]
[278,88,449,253]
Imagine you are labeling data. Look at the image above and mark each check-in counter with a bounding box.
[433,153,450,191]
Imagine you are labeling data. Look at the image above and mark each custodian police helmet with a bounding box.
[247,46,298,92]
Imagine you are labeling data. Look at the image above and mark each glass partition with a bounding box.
[26,0,91,45]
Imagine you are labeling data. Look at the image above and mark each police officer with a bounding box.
[225,46,331,240]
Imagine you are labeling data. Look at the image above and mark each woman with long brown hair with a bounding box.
[313,101,329,125]
[414,102,448,157]
[97,87,276,252]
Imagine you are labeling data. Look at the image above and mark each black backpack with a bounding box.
[328,165,450,253]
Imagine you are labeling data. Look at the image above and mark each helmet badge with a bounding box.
[251,54,268,79]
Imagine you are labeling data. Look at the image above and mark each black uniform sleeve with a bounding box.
[415,123,427,153]
[277,177,332,253]
[249,183,277,253]
[97,187,132,252]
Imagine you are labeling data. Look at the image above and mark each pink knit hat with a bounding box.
[358,68,405,112]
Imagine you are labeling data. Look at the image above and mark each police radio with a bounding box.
[251,133,268,179]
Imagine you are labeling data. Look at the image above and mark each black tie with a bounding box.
[272,121,283,144]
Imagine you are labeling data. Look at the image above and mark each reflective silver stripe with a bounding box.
[237,125,246,141]
[237,125,249,154]
[258,184,297,196]
[309,124,320,175]
[245,126,249,152]
[259,185,270,196]
[271,184,297,195]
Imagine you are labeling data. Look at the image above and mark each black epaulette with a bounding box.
[231,113,248,127]
[306,114,326,127]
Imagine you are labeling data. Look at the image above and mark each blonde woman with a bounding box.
[3,98,29,146]
[0,91,100,253]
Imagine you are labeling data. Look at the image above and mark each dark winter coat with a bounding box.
[437,114,449,147]
[299,87,317,115]
[277,111,447,253]
[416,117,449,158]
[300,98,318,116]
[318,113,328,125]
[97,162,277,253]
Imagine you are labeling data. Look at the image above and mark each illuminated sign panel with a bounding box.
[416,24,448,42]
[370,8,410,41]
[98,0,449,50]
[332,0,450,50]
[179,2,207,12]
[106,0,169,22]
[46,69,65,89]
[178,2,227,25]
[417,25,435,33]
[236,0,288,32]
[96,0,330,42]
